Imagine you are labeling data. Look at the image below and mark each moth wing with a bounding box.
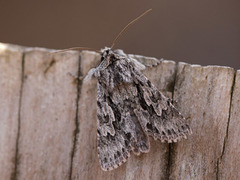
[131,64,192,143]
[96,58,150,171]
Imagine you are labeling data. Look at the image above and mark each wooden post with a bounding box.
[0,44,23,180]
[218,70,240,180]
[170,63,234,180]
[0,43,239,180]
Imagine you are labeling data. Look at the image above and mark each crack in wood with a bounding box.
[44,59,56,74]
[69,55,82,180]
[216,70,236,180]
[166,62,178,180]
[10,52,25,180]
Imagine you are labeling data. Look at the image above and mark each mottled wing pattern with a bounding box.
[131,64,192,142]
[96,57,150,171]
[96,54,191,171]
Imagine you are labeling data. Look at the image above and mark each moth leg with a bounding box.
[67,67,98,82]
[83,68,98,82]
[67,72,84,80]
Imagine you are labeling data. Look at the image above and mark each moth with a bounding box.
[93,47,191,171]
[55,9,191,171]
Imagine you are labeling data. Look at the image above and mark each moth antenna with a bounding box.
[110,8,152,49]
[50,47,100,55]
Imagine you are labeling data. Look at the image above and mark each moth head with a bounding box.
[100,47,116,62]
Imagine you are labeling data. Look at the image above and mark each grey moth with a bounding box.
[84,47,192,171]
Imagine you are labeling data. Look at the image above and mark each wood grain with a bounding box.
[218,70,240,180]
[170,63,235,180]
[0,43,23,180]
[17,48,79,180]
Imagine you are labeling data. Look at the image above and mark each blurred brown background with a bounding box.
[0,0,239,68]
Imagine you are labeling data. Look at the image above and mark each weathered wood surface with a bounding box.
[218,70,240,180]
[0,43,239,180]
[170,63,235,180]
[0,44,23,180]
[16,48,80,180]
